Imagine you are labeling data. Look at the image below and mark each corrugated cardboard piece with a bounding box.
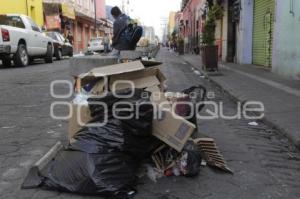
[152,108,195,152]
[75,61,145,91]
[68,104,91,139]
[90,60,145,77]
[109,67,166,92]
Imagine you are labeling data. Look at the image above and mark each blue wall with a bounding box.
[272,0,300,79]
[236,0,254,64]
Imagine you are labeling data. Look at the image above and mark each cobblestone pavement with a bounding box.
[0,50,300,199]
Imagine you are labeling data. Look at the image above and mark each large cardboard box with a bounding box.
[69,61,166,139]
[152,108,196,152]
[74,60,165,93]
[69,60,194,152]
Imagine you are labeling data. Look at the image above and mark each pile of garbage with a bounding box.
[22,60,231,198]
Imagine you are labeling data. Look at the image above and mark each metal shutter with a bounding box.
[252,0,275,67]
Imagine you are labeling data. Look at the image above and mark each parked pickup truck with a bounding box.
[0,14,53,67]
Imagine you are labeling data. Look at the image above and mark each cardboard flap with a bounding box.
[111,75,161,91]
[109,67,166,91]
[90,61,145,77]
[152,108,195,152]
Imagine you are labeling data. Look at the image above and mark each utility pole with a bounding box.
[94,0,97,36]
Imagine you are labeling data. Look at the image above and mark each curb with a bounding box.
[183,57,300,150]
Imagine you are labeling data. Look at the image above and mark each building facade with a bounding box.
[272,0,300,79]
[179,0,205,53]
[42,0,111,52]
[143,26,156,44]
[176,0,300,79]
[168,12,176,37]
[174,12,183,38]
[228,0,300,79]
[95,0,106,19]
[0,0,44,26]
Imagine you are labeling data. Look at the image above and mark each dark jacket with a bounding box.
[112,14,131,50]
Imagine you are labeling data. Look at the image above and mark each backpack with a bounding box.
[124,24,143,50]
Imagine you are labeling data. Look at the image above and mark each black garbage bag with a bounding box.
[180,85,207,127]
[180,141,202,177]
[72,88,156,159]
[69,118,124,154]
[40,150,137,198]
[37,88,158,197]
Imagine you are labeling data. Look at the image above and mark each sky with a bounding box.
[106,0,181,39]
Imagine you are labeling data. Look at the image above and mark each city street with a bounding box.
[1,49,300,199]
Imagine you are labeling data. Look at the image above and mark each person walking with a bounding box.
[110,6,130,55]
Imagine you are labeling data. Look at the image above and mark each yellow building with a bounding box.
[168,11,176,37]
[0,0,44,26]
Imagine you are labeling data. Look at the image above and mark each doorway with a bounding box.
[226,0,236,62]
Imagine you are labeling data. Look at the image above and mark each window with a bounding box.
[0,15,25,29]
[26,17,40,32]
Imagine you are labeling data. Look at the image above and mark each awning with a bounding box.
[62,3,75,20]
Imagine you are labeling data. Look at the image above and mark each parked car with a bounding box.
[87,37,104,52]
[0,14,53,67]
[45,31,73,60]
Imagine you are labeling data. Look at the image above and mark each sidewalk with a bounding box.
[182,54,300,149]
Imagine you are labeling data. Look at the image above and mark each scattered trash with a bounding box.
[193,70,201,75]
[180,141,202,177]
[23,89,159,198]
[150,141,202,178]
[127,190,137,198]
[146,164,163,182]
[194,138,233,174]
[248,121,259,126]
[73,52,85,57]
[22,59,231,198]
[72,93,89,105]
[1,126,16,129]
[201,159,207,166]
